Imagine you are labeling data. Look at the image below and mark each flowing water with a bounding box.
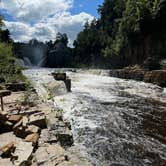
[23,68,166,166]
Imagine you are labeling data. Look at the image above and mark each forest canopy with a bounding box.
[73,0,166,69]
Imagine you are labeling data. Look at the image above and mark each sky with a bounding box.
[0,0,104,45]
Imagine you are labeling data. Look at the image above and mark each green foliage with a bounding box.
[73,0,164,68]
[54,32,68,46]
[0,42,26,82]
[0,15,26,82]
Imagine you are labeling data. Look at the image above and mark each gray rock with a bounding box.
[13,141,33,166]
[29,113,47,129]
[34,144,65,166]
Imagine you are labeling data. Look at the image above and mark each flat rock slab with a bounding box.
[8,115,22,124]
[0,132,22,149]
[34,144,65,166]
[38,129,57,146]
[0,158,14,166]
[13,141,33,166]
[29,113,47,129]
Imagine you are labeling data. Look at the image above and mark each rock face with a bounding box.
[144,70,166,87]
[109,69,166,87]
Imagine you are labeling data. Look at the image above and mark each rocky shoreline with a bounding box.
[109,68,166,87]
[0,81,92,166]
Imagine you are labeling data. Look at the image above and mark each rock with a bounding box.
[25,125,40,134]
[0,112,7,127]
[13,141,33,166]
[38,129,50,146]
[54,125,73,147]
[25,133,39,146]
[14,126,28,138]
[5,82,26,92]
[0,142,15,157]
[38,129,57,146]
[0,158,14,166]
[2,121,13,132]
[52,73,66,81]
[0,132,22,148]
[0,90,11,97]
[34,144,65,166]
[144,70,166,87]
[63,147,93,166]
[29,113,47,129]
[109,69,166,87]
[13,119,23,131]
[8,115,22,124]
[64,78,71,92]
[22,116,29,127]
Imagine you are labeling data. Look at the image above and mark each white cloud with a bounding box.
[0,0,93,45]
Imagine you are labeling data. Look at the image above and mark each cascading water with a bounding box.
[23,68,166,166]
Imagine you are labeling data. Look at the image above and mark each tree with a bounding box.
[54,32,68,46]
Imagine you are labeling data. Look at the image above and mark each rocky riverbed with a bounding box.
[23,68,166,166]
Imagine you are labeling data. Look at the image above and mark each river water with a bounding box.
[23,68,166,166]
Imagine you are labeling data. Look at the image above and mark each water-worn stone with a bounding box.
[13,141,33,166]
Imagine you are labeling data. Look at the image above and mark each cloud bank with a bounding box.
[0,0,93,45]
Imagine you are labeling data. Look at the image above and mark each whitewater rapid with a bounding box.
[24,68,166,166]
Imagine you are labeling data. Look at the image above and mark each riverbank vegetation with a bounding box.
[0,17,26,83]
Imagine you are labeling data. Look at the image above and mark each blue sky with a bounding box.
[71,0,103,17]
[0,0,104,43]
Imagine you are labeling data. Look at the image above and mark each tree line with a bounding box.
[73,0,166,69]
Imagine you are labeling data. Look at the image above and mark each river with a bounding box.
[23,68,166,166]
